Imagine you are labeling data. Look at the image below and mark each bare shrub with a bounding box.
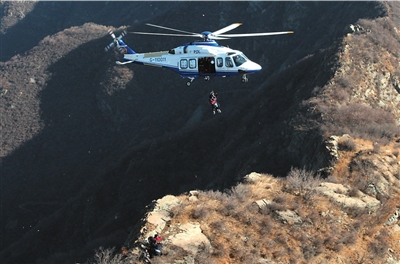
[275,232,288,245]
[267,201,286,211]
[338,103,393,125]
[219,198,240,216]
[232,206,254,225]
[162,244,190,263]
[324,235,343,252]
[338,137,356,151]
[325,175,339,183]
[285,167,321,195]
[346,206,369,218]
[364,124,400,143]
[312,236,325,255]
[211,220,226,231]
[201,190,229,203]
[291,226,308,244]
[331,242,343,252]
[350,158,375,175]
[302,243,315,260]
[287,201,300,211]
[240,252,259,263]
[368,229,390,260]
[338,230,358,245]
[191,205,208,220]
[352,220,362,231]
[329,85,351,102]
[306,210,321,226]
[211,243,227,258]
[336,77,353,89]
[169,203,184,218]
[259,217,273,235]
[311,85,321,96]
[323,235,334,248]
[260,204,272,215]
[229,184,251,202]
[87,247,130,264]
[348,187,361,197]
[302,235,324,260]
[330,103,399,141]
[273,194,289,206]
[272,249,287,259]
[194,242,213,264]
[353,177,368,193]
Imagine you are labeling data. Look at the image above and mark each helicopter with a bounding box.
[105,23,293,86]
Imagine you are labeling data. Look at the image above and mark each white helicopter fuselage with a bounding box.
[120,40,261,84]
[106,24,293,85]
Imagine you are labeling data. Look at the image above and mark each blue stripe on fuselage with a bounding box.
[128,61,256,79]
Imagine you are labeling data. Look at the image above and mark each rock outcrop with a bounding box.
[128,147,400,262]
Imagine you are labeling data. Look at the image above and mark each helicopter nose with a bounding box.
[253,62,262,71]
[245,61,262,73]
[238,61,262,74]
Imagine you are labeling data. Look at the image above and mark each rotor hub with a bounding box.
[201,31,213,40]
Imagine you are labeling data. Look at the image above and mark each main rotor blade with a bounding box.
[212,23,242,35]
[146,23,199,35]
[131,31,203,38]
[219,31,294,38]
[207,36,230,40]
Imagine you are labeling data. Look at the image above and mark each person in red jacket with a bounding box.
[154,233,162,243]
[209,90,221,114]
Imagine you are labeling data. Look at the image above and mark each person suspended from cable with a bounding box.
[209,90,221,114]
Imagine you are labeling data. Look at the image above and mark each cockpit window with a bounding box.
[232,54,247,67]
[216,57,223,67]
[225,57,233,67]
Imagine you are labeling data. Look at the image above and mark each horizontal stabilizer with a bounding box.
[116,61,133,65]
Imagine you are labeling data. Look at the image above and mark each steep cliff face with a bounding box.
[1,1,398,263]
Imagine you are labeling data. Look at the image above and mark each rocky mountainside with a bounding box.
[0,1,399,263]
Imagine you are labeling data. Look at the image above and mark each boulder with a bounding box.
[168,222,212,255]
[316,182,380,209]
[274,210,302,225]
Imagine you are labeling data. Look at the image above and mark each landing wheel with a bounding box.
[186,77,195,87]
[204,76,210,81]
[241,75,248,83]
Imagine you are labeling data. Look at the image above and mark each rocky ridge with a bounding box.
[127,134,400,263]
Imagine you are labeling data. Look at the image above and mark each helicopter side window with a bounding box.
[225,57,234,68]
[189,59,196,69]
[233,54,247,67]
[216,57,223,67]
[180,59,188,69]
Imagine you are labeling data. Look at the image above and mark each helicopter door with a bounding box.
[198,57,216,74]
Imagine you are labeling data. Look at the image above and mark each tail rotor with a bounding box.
[104,29,127,52]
